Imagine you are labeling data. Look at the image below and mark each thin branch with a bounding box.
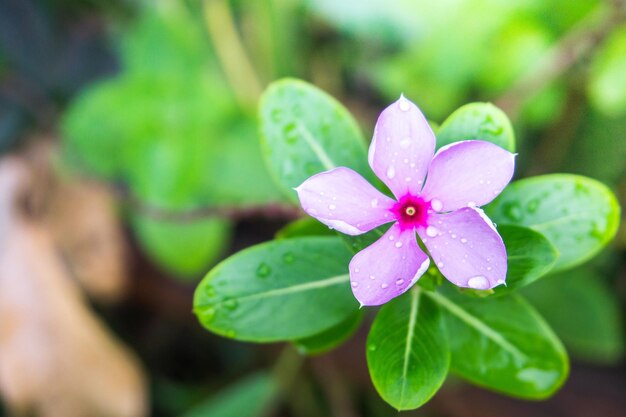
[124,193,302,222]
[496,0,626,118]
[203,0,263,109]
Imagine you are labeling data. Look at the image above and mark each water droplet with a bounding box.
[282,252,295,264]
[284,122,299,144]
[307,208,318,215]
[426,226,439,237]
[503,201,523,221]
[201,308,216,323]
[389,235,395,241]
[526,198,539,213]
[355,268,360,273]
[223,298,239,311]
[271,108,283,123]
[468,276,489,289]
[395,279,405,285]
[386,136,392,143]
[405,177,412,182]
[256,262,272,278]
[461,238,468,244]
[437,262,444,268]
[204,285,216,298]
[369,275,376,280]
[370,198,378,208]
[403,158,409,163]
[225,329,237,338]
[451,234,457,239]
[395,241,403,248]
[400,138,411,148]
[386,166,396,179]
[398,96,411,111]
[431,199,443,212]
[381,283,389,289]
[351,281,359,288]
[368,344,377,352]
[487,266,492,271]
[329,204,336,210]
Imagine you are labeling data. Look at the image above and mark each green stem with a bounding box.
[203,0,263,109]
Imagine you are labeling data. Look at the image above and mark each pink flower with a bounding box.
[295,96,516,306]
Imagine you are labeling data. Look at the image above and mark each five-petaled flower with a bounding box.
[295,96,516,306]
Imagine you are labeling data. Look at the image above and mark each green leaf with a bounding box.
[132,216,231,278]
[367,289,449,410]
[294,310,364,356]
[182,372,276,417]
[588,25,626,117]
[522,268,624,364]
[426,290,568,399]
[259,79,371,199]
[495,225,559,294]
[341,224,390,254]
[275,217,334,239]
[194,237,358,342]
[486,174,621,271]
[436,102,515,152]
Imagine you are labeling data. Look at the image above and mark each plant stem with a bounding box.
[496,0,626,118]
[203,0,263,109]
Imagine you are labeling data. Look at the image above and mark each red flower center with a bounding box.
[391,194,430,231]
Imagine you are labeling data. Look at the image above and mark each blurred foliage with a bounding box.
[62,2,284,277]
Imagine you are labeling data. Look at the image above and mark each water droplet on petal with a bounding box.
[398,97,411,111]
[487,266,493,271]
[386,166,396,179]
[381,283,389,289]
[395,279,405,286]
[351,281,359,288]
[388,235,395,241]
[400,138,411,148]
[426,226,439,237]
[437,262,444,268]
[461,238,468,244]
[329,204,336,210]
[468,276,489,289]
[431,199,443,212]
[371,198,378,208]
[403,158,409,163]
[451,234,457,239]
[369,275,376,280]
[395,241,403,248]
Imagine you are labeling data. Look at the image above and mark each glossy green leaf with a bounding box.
[182,372,276,417]
[275,217,334,239]
[523,268,624,364]
[426,290,568,399]
[259,79,371,200]
[367,289,449,410]
[194,237,358,342]
[436,102,515,151]
[494,225,558,294]
[132,216,231,278]
[294,310,364,356]
[486,174,620,271]
[341,224,390,254]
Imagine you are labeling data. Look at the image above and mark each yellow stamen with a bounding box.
[405,207,416,216]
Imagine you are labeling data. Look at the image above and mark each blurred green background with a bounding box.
[0,0,624,416]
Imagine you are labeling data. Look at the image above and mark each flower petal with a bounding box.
[421,140,515,212]
[368,96,436,199]
[418,207,507,290]
[296,167,396,235]
[349,223,430,306]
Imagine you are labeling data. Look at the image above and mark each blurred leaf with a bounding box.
[294,309,364,355]
[436,102,516,151]
[588,25,626,117]
[194,237,358,342]
[522,268,624,364]
[182,373,276,417]
[486,174,621,271]
[275,217,334,239]
[132,216,231,279]
[259,79,371,200]
[427,289,568,399]
[367,289,449,411]
[494,225,559,294]
[341,224,389,254]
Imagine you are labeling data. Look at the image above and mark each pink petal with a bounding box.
[349,223,430,306]
[421,140,515,212]
[368,96,436,199]
[417,207,507,290]
[295,167,396,235]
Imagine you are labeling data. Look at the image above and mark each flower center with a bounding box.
[391,194,430,231]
